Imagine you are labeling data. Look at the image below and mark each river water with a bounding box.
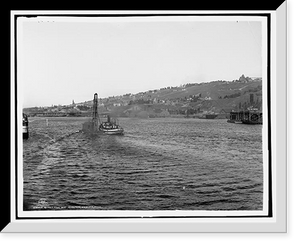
[23,117,263,211]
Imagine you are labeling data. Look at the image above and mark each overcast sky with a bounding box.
[20,17,263,107]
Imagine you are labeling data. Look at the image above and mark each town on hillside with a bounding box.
[23,75,262,119]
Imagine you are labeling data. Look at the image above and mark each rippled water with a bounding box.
[23,117,263,211]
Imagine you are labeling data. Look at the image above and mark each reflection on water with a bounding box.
[23,117,263,210]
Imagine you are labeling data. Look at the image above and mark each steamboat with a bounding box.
[99,114,124,135]
[82,93,124,135]
[23,113,29,139]
[227,109,262,125]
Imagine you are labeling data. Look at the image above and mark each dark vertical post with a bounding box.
[250,93,254,105]
[92,93,99,131]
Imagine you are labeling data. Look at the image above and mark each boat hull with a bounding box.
[227,119,243,123]
[241,120,262,125]
[99,128,124,135]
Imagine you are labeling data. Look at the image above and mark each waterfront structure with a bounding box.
[227,110,262,124]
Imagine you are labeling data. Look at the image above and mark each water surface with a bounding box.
[23,117,263,211]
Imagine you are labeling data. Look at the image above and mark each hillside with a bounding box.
[97,74,262,117]
[24,75,262,118]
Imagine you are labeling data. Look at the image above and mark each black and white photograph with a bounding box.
[4,6,288,233]
[18,14,269,217]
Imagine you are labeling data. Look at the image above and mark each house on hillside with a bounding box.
[132,105,143,111]
[217,108,233,119]
[123,105,144,117]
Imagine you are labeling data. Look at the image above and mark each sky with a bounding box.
[20,17,263,107]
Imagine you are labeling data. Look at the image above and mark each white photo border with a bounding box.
[4,3,285,232]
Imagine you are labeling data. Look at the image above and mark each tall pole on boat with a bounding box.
[92,93,99,130]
